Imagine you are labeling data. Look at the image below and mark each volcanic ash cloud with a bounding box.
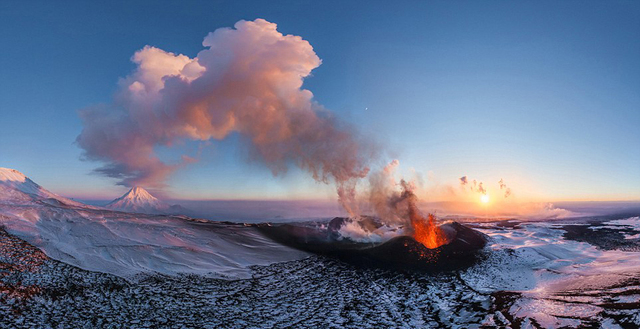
[77,19,374,205]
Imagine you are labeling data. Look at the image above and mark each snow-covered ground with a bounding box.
[2,167,639,327]
[2,218,640,328]
[0,168,307,279]
[465,219,640,327]
[0,204,308,279]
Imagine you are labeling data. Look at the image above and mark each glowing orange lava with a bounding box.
[411,213,449,249]
[396,179,448,249]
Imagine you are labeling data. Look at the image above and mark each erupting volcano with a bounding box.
[411,214,449,249]
[399,180,450,249]
[257,181,487,272]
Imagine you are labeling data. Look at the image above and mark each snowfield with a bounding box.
[0,204,308,278]
[0,168,307,279]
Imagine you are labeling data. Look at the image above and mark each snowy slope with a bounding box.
[0,167,86,207]
[0,168,307,279]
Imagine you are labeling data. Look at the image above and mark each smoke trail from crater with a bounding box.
[77,19,374,209]
[366,160,447,248]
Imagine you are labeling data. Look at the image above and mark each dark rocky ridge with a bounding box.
[258,218,488,271]
[561,223,640,252]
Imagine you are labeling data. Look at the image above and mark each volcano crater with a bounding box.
[258,219,488,271]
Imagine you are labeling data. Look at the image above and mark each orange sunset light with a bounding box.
[480,194,490,204]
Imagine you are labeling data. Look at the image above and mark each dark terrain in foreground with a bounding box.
[2,219,640,328]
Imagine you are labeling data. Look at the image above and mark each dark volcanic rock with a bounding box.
[561,223,640,251]
[327,216,346,232]
[258,220,488,271]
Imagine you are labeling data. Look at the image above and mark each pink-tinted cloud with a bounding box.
[77,19,374,191]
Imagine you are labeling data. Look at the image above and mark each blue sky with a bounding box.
[1,1,638,201]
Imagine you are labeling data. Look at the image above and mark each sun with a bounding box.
[480,194,490,204]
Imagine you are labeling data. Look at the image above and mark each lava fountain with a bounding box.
[411,213,449,249]
[394,179,449,249]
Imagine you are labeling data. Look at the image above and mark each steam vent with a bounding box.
[258,218,488,272]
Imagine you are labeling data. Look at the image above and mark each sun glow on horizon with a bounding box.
[480,194,490,204]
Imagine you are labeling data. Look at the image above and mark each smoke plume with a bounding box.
[499,178,512,198]
[460,175,486,195]
[477,182,486,195]
[77,19,373,205]
[368,159,404,224]
[365,160,448,248]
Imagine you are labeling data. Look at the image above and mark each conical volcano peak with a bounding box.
[105,186,176,214]
[122,186,157,201]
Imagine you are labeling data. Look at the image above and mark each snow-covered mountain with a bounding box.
[0,168,305,279]
[105,186,186,215]
[0,167,86,207]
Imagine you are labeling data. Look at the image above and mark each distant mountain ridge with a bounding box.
[0,168,186,215]
[0,167,87,207]
[105,186,187,215]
